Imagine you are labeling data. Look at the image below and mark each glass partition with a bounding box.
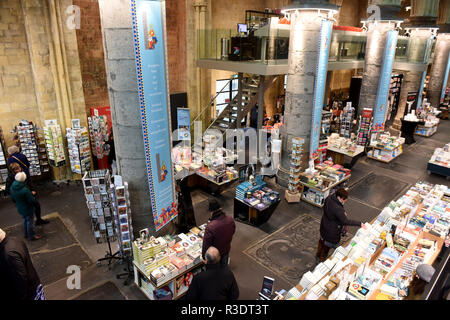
[329,30,367,62]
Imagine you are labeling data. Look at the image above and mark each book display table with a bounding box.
[427,143,450,180]
[367,134,405,164]
[415,123,438,137]
[233,197,280,227]
[326,145,365,169]
[299,161,351,208]
[132,227,206,300]
[282,182,449,301]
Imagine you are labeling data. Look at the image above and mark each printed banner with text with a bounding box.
[310,19,333,159]
[131,0,177,232]
[373,30,398,132]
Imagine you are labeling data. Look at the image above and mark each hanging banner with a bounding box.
[310,19,333,159]
[417,71,427,111]
[441,52,450,102]
[177,108,191,141]
[131,0,177,232]
[372,30,398,132]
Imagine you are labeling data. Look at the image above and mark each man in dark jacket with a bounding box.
[7,145,31,178]
[6,163,47,225]
[202,199,236,266]
[185,246,239,300]
[316,188,363,262]
[0,228,42,300]
[10,172,41,241]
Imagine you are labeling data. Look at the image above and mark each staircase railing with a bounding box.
[190,79,232,128]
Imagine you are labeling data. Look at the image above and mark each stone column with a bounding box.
[20,0,87,181]
[358,22,398,119]
[98,0,161,236]
[276,9,331,187]
[186,0,211,129]
[428,33,450,107]
[392,28,435,130]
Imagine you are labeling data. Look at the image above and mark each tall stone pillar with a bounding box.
[392,28,435,130]
[276,0,338,187]
[98,0,159,235]
[186,0,211,128]
[358,1,403,121]
[428,33,450,106]
[428,0,450,107]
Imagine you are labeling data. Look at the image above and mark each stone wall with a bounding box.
[0,0,40,146]
[73,0,110,112]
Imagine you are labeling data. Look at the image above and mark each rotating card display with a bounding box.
[43,120,66,167]
[110,176,134,257]
[67,125,91,175]
[88,115,109,159]
[14,121,43,176]
[82,170,116,243]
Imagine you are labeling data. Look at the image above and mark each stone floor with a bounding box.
[0,119,448,300]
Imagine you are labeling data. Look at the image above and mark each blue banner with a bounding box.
[417,71,427,111]
[441,52,450,102]
[177,108,191,141]
[131,0,177,232]
[373,30,398,132]
[310,20,333,159]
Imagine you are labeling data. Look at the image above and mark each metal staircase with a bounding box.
[191,74,278,150]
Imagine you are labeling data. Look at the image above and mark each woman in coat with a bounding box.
[9,172,41,241]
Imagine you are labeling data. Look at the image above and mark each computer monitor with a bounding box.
[237,23,248,34]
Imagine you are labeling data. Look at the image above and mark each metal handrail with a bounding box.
[190,79,233,126]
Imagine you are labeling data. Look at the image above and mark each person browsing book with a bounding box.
[316,188,364,263]
[185,246,239,301]
[202,199,236,267]
[7,146,31,179]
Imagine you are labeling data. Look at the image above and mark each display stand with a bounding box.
[427,143,450,180]
[400,119,423,144]
[67,125,92,176]
[326,146,365,168]
[88,114,109,169]
[366,145,403,163]
[233,197,280,226]
[300,175,351,208]
[14,121,43,177]
[82,170,120,268]
[356,109,373,147]
[285,137,304,203]
[415,123,438,137]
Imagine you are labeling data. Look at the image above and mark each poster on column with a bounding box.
[417,71,427,111]
[441,52,450,102]
[310,20,333,160]
[372,30,398,132]
[131,0,177,232]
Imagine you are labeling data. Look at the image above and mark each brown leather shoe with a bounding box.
[30,235,42,241]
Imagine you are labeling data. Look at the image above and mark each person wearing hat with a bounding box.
[0,228,43,300]
[9,172,41,241]
[7,145,30,179]
[6,162,48,225]
[202,199,236,267]
[405,264,436,300]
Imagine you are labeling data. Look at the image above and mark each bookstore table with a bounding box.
[326,146,365,169]
[366,145,403,163]
[233,198,280,227]
[401,119,424,144]
[427,161,450,180]
[300,175,351,208]
[415,123,438,137]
